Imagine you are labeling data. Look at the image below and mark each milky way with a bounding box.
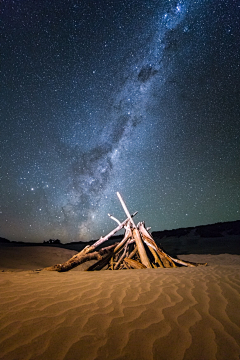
[1,0,240,242]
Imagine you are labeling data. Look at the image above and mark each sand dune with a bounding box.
[0,246,77,271]
[0,246,240,360]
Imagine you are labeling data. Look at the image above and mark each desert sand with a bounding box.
[0,245,240,360]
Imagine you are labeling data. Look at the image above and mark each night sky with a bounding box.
[1,0,240,243]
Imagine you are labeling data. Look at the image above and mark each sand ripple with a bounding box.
[0,254,240,360]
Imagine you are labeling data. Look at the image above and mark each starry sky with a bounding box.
[1,0,240,243]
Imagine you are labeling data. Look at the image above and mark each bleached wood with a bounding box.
[132,228,152,268]
[138,222,207,268]
[45,243,117,272]
[92,212,137,249]
[169,256,208,267]
[108,214,121,225]
[143,238,164,267]
[108,211,138,226]
[128,245,138,259]
[45,192,207,272]
[85,252,113,271]
[113,224,132,254]
[117,192,136,228]
[114,240,130,270]
[124,258,147,269]
[138,222,176,267]
[109,224,132,268]
[117,193,152,268]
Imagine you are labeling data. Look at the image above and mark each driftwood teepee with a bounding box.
[45,192,207,272]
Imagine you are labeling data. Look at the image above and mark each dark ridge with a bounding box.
[1,220,239,254]
[152,220,240,255]
[152,220,240,239]
[0,237,10,243]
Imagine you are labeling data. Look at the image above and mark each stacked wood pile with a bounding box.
[45,192,207,272]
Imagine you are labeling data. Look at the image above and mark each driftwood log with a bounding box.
[44,211,138,272]
[45,243,118,272]
[45,192,207,272]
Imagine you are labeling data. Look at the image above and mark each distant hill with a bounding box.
[152,220,240,239]
[152,220,240,255]
[62,220,240,254]
[1,220,239,254]
[0,237,10,243]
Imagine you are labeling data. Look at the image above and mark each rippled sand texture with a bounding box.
[0,254,240,360]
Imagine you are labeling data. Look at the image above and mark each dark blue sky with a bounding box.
[1,0,240,242]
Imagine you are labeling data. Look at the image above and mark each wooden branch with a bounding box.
[142,236,170,267]
[44,243,117,272]
[110,256,114,270]
[169,256,208,267]
[124,258,147,269]
[114,239,131,270]
[109,225,132,269]
[145,238,175,267]
[128,245,138,259]
[108,213,121,225]
[132,228,152,268]
[142,238,164,268]
[92,211,137,250]
[113,223,132,254]
[138,223,207,268]
[117,192,136,228]
[138,222,176,268]
[128,239,135,244]
[85,251,114,271]
[117,193,151,268]
[123,261,132,269]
